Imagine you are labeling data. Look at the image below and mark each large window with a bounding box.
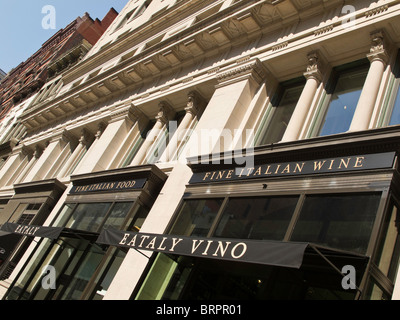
[169,193,381,254]
[5,200,148,300]
[257,79,305,145]
[290,194,381,253]
[136,192,385,300]
[386,51,400,126]
[318,60,369,136]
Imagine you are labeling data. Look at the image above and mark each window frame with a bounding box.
[309,59,370,138]
[255,77,305,146]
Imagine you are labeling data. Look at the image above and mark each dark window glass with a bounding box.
[259,81,304,145]
[374,202,400,282]
[215,196,299,240]
[319,62,369,136]
[102,202,134,230]
[169,199,224,237]
[388,52,400,126]
[291,193,381,253]
[65,203,112,233]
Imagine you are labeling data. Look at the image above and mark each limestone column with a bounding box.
[22,131,73,183]
[56,129,94,179]
[13,145,43,185]
[281,51,323,142]
[74,106,141,174]
[349,30,389,132]
[130,102,175,166]
[161,91,206,162]
[0,146,32,187]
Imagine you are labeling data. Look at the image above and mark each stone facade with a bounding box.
[1,0,400,300]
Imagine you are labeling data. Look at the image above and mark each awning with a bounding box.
[96,228,368,271]
[0,223,63,240]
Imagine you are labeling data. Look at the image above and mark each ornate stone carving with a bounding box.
[156,101,174,125]
[216,58,267,86]
[304,51,323,83]
[185,91,206,116]
[367,30,389,65]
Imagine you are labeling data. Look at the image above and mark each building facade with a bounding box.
[1,0,400,300]
[0,69,6,82]
[0,9,119,294]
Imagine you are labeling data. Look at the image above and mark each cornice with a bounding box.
[20,0,400,133]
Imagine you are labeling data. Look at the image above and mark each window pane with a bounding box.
[319,65,368,136]
[52,203,76,227]
[91,249,126,300]
[169,199,224,237]
[389,89,400,126]
[102,202,134,230]
[65,203,112,233]
[374,203,400,282]
[259,83,304,145]
[291,193,381,253]
[214,196,299,240]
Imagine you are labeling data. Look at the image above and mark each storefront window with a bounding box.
[135,191,383,300]
[169,199,224,237]
[290,193,381,254]
[318,61,369,136]
[4,200,144,300]
[374,202,400,281]
[215,196,299,240]
[64,203,113,233]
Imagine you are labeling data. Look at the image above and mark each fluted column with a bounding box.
[349,30,389,132]
[130,102,174,166]
[162,91,206,162]
[281,51,323,142]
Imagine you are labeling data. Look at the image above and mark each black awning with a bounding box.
[0,223,63,240]
[0,230,10,237]
[96,228,368,270]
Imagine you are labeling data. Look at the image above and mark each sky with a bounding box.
[0,0,128,74]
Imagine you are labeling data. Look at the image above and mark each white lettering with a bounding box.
[191,239,205,254]
[212,241,231,257]
[170,238,183,252]
[119,233,130,245]
[231,243,247,259]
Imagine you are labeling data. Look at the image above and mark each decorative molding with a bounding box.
[79,128,94,147]
[313,24,334,36]
[185,91,207,116]
[365,4,389,18]
[303,51,324,84]
[156,101,175,125]
[367,30,389,66]
[216,58,267,87]
[272,41,288,51]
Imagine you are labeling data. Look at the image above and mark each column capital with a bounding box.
[367,30,389,66]
[79,128,94,147]
[155,101,175,125]
[32,145,44,159]
[129,104,149,123]
[185,91,206,116]
[95,122,107,140]
[303,51,324,83]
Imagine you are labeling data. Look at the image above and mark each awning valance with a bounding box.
[0,223,63,240]
[97,228,368,270]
